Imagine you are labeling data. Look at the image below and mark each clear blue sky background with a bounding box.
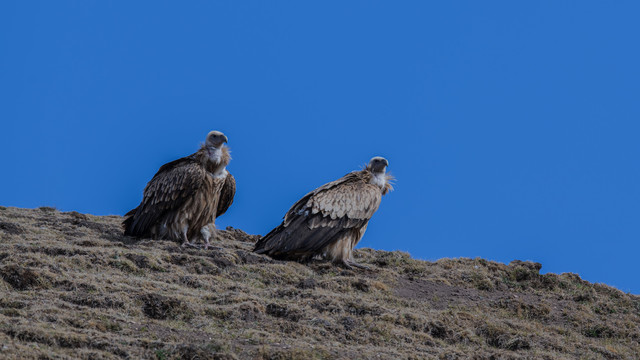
[1,2,639,293]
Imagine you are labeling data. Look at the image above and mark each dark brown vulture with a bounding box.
[254,157,393,268]
[123,131,235,249]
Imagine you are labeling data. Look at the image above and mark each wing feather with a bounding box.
[216,172,236,217]
[307,178,381,222]
[124,157,206,236]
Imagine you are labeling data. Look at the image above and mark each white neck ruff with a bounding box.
[371,171,387,188]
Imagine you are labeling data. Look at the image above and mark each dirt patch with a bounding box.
[0,221,24,235]
[265,303,303,321]
[140,293,193,320]
[0,265,51,290]
[394,277,502,310]
[125,253,150,269]
[157,342,237,360]
[61,291,125,309]
[297,278,317,289]
[476,322,531,350]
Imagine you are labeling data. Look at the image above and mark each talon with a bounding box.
[351,262,370,270]
[181,242,201,249]
[340,260,354,270]
[343,260,369,270]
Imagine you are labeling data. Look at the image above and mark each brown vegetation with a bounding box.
[0,206,638,359]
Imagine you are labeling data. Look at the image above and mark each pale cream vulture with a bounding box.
[254,157,393,268]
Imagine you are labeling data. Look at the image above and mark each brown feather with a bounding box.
[123,142,234,244]
[254,167,391,264]
[216,173,236,217]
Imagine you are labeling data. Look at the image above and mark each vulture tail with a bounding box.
[122,207,138,236]
[253,225,283,254]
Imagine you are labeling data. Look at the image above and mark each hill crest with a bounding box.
[0,206,638,359]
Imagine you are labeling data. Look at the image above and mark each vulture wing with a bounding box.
[254,171,381,259]
[216,172,236,217]
[124,156,206,237]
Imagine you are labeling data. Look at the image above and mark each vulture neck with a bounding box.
[370,170,387,189]
[199,145,230,177]
[368,169,393,195]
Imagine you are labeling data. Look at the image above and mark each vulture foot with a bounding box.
[342,259,369,270]
[181,241,202,249]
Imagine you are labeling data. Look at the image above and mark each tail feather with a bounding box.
[122,207,138,236]
[253,225,283,254]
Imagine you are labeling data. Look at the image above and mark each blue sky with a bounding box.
[1,2,639,293]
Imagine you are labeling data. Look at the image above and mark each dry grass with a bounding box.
[0,206,638,359]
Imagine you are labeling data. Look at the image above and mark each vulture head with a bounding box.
[206,131,228,148]
[367,156,389,174]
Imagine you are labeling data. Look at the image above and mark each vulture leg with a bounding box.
[200,224,216,250]
[180,226,199,248]
[337,236,369,269]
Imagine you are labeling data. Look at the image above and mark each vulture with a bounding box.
[123,131,235,249]
[254,156,393,269]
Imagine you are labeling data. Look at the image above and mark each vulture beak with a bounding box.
[223,135,228,143]
[383,159,389,167]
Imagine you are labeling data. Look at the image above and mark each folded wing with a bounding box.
[254,171,381,259]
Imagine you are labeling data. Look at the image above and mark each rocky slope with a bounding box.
[0,206,638,359]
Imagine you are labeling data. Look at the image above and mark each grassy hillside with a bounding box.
[0,206,638,359]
